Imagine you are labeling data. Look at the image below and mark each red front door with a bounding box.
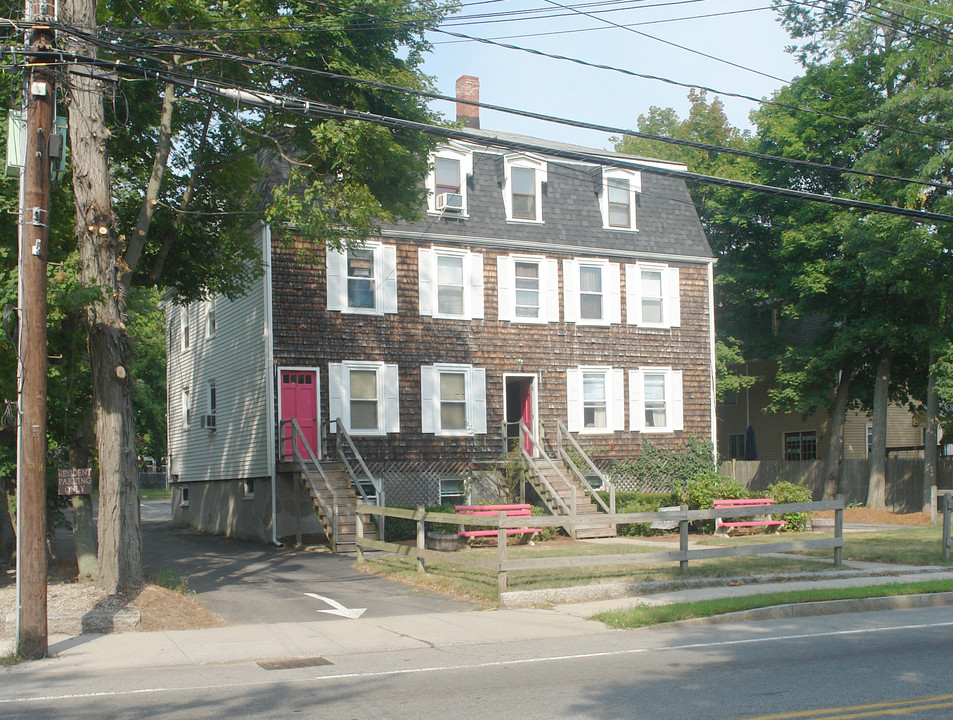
[280,370,319,459]
[520,379,533,453]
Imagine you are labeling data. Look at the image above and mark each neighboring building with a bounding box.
[718,359,927,462]
[166,76,717,544]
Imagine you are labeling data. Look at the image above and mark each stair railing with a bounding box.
[328,418,385,539]
[279,418,339,551]
[555,420,615,515]
[519,420,575,516]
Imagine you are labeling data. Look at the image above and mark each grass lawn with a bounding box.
[359,539,839,604]
[140,488,171,500]
[593,579,953,629]
[799,527,948,566]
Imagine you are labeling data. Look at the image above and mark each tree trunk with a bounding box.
[822,370,851,500]
[64,0,142,593]
[71,495,97,582]
[867,354,891,510]
[924,359,939,514]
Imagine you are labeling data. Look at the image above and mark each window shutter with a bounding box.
[545,259,559,323]
[382,245,398,314]
[418,248,433,316]
[625,264,640,326]
[469,251,484,319]
[612,368,625,431]
[326,249,345,312]
[329,363,345,427]
[629,369,644,432]
[563,259,579,323]
[667,267,680,328]
[606,263,621,325]
[497,255,514,322]
[671,370,684,431]
[420,365,436,433]
[470,367,487,434]
[566,368,582,432]
[383,363,400,433]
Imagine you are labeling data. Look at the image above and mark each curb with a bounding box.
[665,591,953,627]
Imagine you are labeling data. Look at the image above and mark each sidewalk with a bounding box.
[4,564,952,671]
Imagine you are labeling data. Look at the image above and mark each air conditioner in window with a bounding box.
[436,192,464,213]
[201,414,216,430]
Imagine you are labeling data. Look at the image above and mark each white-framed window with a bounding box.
[427,143,473,215]
[181,387,191,429]
[599,168,641,231]
[179,486,190,508]
[503,153,547,223]
[566,367,625,434]
[326,241,398,315]
[629,368,684,433]
[418,247,484,320]
[204,298,216,339]
[626,263,680,328]
[440,477,469,505]
[180,305,190,351]
[786,431,817,461]
[563,258,621,326]
[496,254,559,323]
[204,380,216,430]
[421,364,487,435]
[329,361,399,436]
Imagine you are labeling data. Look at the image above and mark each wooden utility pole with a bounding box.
[17,0,56,660]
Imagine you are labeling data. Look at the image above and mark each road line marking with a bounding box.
[1,617,951,705]
[735,696,953,720]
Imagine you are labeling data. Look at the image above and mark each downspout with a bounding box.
[261,222,281,546]
[707,260,718,467]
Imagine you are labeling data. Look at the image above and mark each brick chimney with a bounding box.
[455,75,480,129]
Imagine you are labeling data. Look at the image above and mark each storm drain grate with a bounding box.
[257,657,333,670]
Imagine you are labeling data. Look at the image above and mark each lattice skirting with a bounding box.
[369,461,472,507]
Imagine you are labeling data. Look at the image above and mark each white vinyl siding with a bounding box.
[166,223,272,482]
[421,364,487,435]
[562,259,621,326]
[626,263,680,328]
[496,254,559,323]
[418,247,484,320]
[566,367,625,434]
[629,368,684,433]
[327,242,398,315]
[328,361,400,436]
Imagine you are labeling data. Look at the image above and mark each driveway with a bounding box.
[62,500,473,624]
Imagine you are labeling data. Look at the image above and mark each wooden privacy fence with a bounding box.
[719,458,953,513]
[355,499,845,595]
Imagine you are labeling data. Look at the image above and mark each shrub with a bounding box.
[608,436,715,492]
[678,470,749,532]
[765,481,812,532]
[530,505,561,541]
[595,491,679,536]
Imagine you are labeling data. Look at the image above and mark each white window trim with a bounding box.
[181,387,191,430]
[600,168,641,231]
[418,246,484,320]
[180,305,190,352]
[626,262,681,328]
[566,366,625,435]
[562,258,621,326]
[204,298,216,339]
[502,153,547,224]
[426,143,473,216]
[327,241,398,316]
[629,367,684,433]
[329,361,400,436]
[421,363,487,436]
[207,380,216,419]
[496,254,559,324]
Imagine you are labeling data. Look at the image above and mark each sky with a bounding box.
[420,0,804,150]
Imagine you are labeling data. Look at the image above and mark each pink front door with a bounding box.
[280,370,319,459]
[520,379,533,453]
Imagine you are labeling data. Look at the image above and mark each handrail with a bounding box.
[556,419,614,515]
[328,418,384,508]
[519,420,575,516]
[279,418,339,551]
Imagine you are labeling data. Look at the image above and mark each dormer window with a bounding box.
[428,144,472,216]
[600,168,641,231]
[503,153,547,223]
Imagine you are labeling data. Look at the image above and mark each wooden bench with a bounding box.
[454,504,542,542]
[713,498,786,536]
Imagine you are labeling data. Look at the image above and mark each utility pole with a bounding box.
[17,0,56,660]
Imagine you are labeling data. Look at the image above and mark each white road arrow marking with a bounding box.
[304,592,367,619]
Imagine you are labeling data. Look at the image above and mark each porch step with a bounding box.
[296,460,380,554]
[525,456,617,539]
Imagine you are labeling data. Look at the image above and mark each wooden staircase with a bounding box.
[527,456,617,539]
[293,459,378,554]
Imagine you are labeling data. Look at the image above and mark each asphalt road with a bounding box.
[59,499,472,623]
[3,606,952,718]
